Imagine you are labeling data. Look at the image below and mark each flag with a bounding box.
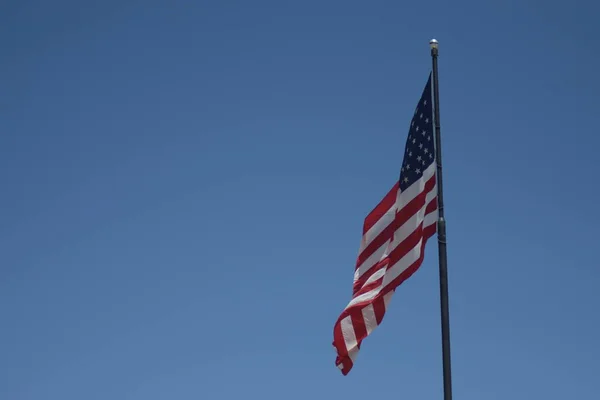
[332,75,438,375]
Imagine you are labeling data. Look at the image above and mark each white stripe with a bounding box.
[348,215,437,308]
[387,183,437,251]
[358,163,436,256]
[383,237,425,288]
[361,304,377,335]
[347,238,422,308]
[348,346,359,362]
[396,163,436,205]
[363,265,386,287]
[396,164,436,208]
[424,203,438,227]
[347,281,383,307]
[358,206,395,253]
[354,168,436,282]
[336,217,436,371]
[340,316,358,352]
[345,166,438,308]
[383,291,393,308]
[354,240,390,281]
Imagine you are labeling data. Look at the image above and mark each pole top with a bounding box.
[429,39,439,50]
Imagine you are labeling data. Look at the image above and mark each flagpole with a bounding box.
[430,39,453,400]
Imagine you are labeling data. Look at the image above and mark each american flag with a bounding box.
[332,75,438,375]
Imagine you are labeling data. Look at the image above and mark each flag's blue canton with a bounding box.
[399,75,435,192]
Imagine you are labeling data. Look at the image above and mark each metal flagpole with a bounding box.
[430,38,453,400]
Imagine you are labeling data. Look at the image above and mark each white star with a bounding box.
[416,168,421,174]
[409,151,412,157]
[419,113,423,119]
[406,164,411,170]
[403,177,409,183]
[421,130,426,136]
[416,126,420,132]
[424,148,428,154]
[412,138,416,144]
[424,100,427,105]
[425,118,429,123]
[422,160,426,165]
[429,153,433,159]
[419,143,423,149]
[417,155,422,161]
[427,136,431,141]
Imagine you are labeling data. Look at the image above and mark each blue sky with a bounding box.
[1,1,599,399]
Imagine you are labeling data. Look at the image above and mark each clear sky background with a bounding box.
[2,1,599,399]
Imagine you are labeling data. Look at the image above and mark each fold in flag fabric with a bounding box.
[332,75,438,375]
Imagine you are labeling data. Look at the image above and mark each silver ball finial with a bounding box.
[429,39,439,49]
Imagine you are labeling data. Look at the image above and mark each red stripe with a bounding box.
[336,353,353,376]
[425,197,437,214]
[344,220,429,307]
[350,313,367,346]
[335,221,437,326]
[373,295,387,325]
[333,227,436,374]
[353,258,388,295]
[345,208,438,319]
[354,175,436,269]
[362,182,398,234]
[352,178,437,292]
[332,200,438,375]
[386,213,431,267]
[354,219,395,270]
[343,202,438,315]
[394,175,436,226]
[351,273,385,300]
